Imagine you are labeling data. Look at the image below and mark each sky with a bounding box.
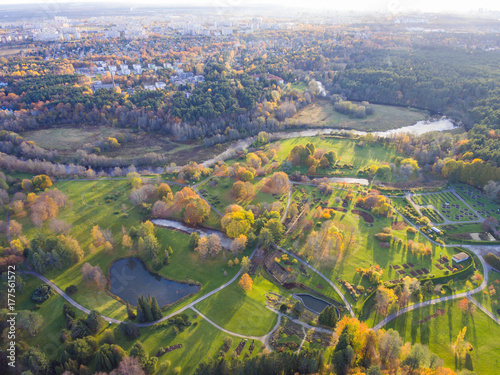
[0,0,499,13]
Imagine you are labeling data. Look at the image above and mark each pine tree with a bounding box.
[318,305,338,328]
[151,297,162,321]
[144,295,154,322]
[136,296,145,323]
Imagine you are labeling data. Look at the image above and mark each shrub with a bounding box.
[65,285,78,295]
[119,321,140,340]
[485,253,500,270]
[31,284,52,303]
[406,226,418,234]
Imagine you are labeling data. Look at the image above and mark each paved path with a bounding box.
[275,245,356,318]
[22,244,260,328]
[373,261,491,331]
[192,185,223,217]
[281,184,292,224]
[468,296,500,325]
[190,306,270,345]
[297,326,307,353]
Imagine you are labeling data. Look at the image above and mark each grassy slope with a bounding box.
[292,100,427,132]
[385,299,500,375]
[195,270,280,336]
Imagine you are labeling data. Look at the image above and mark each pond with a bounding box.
[294,293,339,317]
[109,257,200,307]
[151,219,233,248]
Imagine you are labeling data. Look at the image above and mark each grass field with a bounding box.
[473,270,500,317]
[274,136,399,177]
[13,179,237,320]
[195,270,280,336]
[292,100,427,132]
[15,274,86,361]
[198,177,287,213]
[385,299,500,375]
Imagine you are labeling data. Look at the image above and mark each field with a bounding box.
[195,271,280,337]
[21,126,224,165]
[274,136,399,177]
[472,270,500,317]
[292,100,427,132]
[13,179,239,320]
[197,177,287,213]
[385,299,500,375]
[3,130,494,375]
[412,191,479,222]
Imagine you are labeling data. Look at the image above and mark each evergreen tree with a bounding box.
[126,301,136,320]
[151,296,162,320]
[136,296,145,323]
[318,305,338,328]
[144,295,154,322]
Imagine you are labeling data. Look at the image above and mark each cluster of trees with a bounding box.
[332,98,374,119]
[356,191,393,217]
[194,234,222,260]
[81,262,107,290]
[195,315,454,375]
[136,295,162,323]
[318,305,338,328]
[169,187,211,226]
[25,233,84,274]
[288,142,338,173]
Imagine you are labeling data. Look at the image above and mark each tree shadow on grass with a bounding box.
[447,304,454,343]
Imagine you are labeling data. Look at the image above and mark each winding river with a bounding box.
[201,117,456,167]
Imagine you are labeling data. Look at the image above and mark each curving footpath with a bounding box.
[468,296,500,325]
[21,244,260,327]
[373,260,492,331]
[275,245,356,318]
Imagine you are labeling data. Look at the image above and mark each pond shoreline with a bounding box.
[108,256,200,309]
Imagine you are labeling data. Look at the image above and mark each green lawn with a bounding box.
[473,270,500,317]
[385,299,500,375]
[195,270,280,336]
[111,313,263,375]
[14,179,240,320]
[198,177,286,214]
[14,274,85,361]
[292,100,427,132]
[273,136,399,178]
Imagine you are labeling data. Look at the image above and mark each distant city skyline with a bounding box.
[0,0,499,13]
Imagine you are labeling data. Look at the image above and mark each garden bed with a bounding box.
[391,221,408,230]
[352,209,374,223]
